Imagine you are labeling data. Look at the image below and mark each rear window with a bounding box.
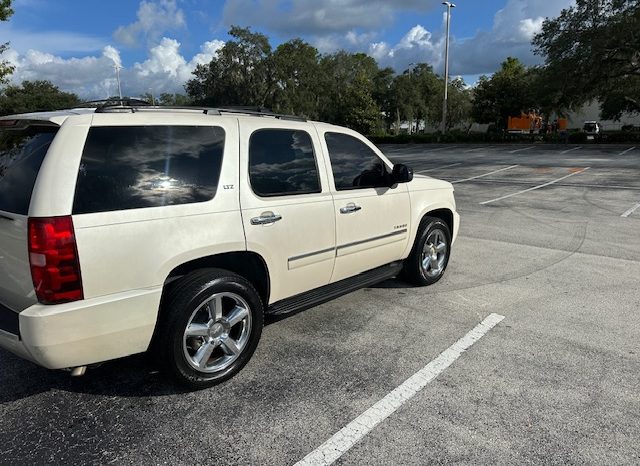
[73,125,225,214]
[0,125,58,215]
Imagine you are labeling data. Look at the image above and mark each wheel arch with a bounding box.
[161,251,271,307]
[421,208,454,235]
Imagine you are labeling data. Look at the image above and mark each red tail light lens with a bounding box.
[28,216,84,304]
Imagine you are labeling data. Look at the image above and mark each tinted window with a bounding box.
[324,132,390,190]
[0,126,57,214]
[74,126,225,214]
[249,129,320,197]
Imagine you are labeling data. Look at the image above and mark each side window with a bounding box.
[324,132,390,190]
[249,129,321,197]
[73,125,225,214]
[0,126,58,215]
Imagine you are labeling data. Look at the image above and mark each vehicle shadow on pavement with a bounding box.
[0,351,188,403]
[369,278,415,289]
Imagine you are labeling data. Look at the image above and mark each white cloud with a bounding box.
[370,0,575,75]
[6,39,224,99]
[519,17,545,40]
[222,0,440,36]
[114,0,186,47]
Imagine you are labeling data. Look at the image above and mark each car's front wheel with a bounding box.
[402,217,451,286]
[155,269,263,389]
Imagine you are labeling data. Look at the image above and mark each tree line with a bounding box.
[0,0,637,134]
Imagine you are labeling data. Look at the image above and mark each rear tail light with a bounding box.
[28,216,84,304]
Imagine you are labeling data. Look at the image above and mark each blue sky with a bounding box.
[1,0,574,98]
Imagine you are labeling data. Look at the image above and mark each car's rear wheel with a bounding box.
[402,217,451,286]
[155,269,263,389]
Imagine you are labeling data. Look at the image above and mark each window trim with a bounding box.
[324,131,391,192]
[248,128,322,198]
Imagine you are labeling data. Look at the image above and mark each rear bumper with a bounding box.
[0,287,162,369]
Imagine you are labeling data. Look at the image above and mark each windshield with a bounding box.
[0,125,58,214]
[583,123,597,132]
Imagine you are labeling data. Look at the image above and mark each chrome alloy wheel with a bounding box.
[182,292,252,373]
[421,228,448,278]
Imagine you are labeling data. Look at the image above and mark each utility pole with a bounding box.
[114,65,123,102]
[441,2,455,133]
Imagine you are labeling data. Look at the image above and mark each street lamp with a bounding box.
[114,64,123,102]
[441,2,455,133]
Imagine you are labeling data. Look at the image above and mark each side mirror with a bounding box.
[391,163,413,184]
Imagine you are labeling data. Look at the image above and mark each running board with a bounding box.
[267,261,404,317]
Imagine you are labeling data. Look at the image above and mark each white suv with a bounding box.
[0,103,459,388]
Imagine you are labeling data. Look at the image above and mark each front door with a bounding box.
[319,130,411,282]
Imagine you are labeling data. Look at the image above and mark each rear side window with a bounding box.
[324,132,390,190]
[74,125,225,214]
[0,125,58,215]
[249,129,321,197]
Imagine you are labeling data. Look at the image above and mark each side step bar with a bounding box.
[268,261,404,317]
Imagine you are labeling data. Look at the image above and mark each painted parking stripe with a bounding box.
[480,167,591,205]
[618,147,636,156]
[464,145,494,153]
[452,165,519,184]
[294,313,505,466]
[416,162,461,173]
[561,146,581,154]
[621,202,640,218]
[425,145,459,152]
[509,146,535,154]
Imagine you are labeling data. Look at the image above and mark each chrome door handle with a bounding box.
[251,213,282,225]
[340,203,362,214]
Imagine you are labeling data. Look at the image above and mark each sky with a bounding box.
[0,0,575,99]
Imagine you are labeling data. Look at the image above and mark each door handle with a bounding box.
[251,213,282,225]
[340,203,362,214]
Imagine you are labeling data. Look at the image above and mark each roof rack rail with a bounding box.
[78,98,153,111]
[215,106,306,122]
[84,102,307,121]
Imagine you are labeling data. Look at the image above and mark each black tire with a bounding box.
[154,268,263,389]
[401,217,451,286]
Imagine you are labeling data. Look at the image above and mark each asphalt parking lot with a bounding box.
[1,143,639,465]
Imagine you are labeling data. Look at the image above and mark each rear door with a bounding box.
[0,121,59,312]
[239,120,336,304]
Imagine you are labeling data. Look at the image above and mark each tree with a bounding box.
[0,80,80,115]
[533,0,640,119]
[471,57,537,129]
[317,52,382,134]
[0,0,14,84]
[387,64,440,134]
[186,26,273,107]
[428,77,472,131]
[269,39,321,118]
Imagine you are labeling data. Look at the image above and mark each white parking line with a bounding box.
[621,202,640,218]
[464,145,494,153]
[480,167,591,205]
[416,162,461,173]
[509,146,535,154]
[561,146,581,154]
[452,165,519,184]
[618,147,636,156]
[294,313,505,466]
[425,146,459,152]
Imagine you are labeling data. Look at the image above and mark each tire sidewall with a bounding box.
[165,273,263,389]
[410,218,451,286]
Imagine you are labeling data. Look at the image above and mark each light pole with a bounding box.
[441,2,455,133]
[114,65,123,102]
